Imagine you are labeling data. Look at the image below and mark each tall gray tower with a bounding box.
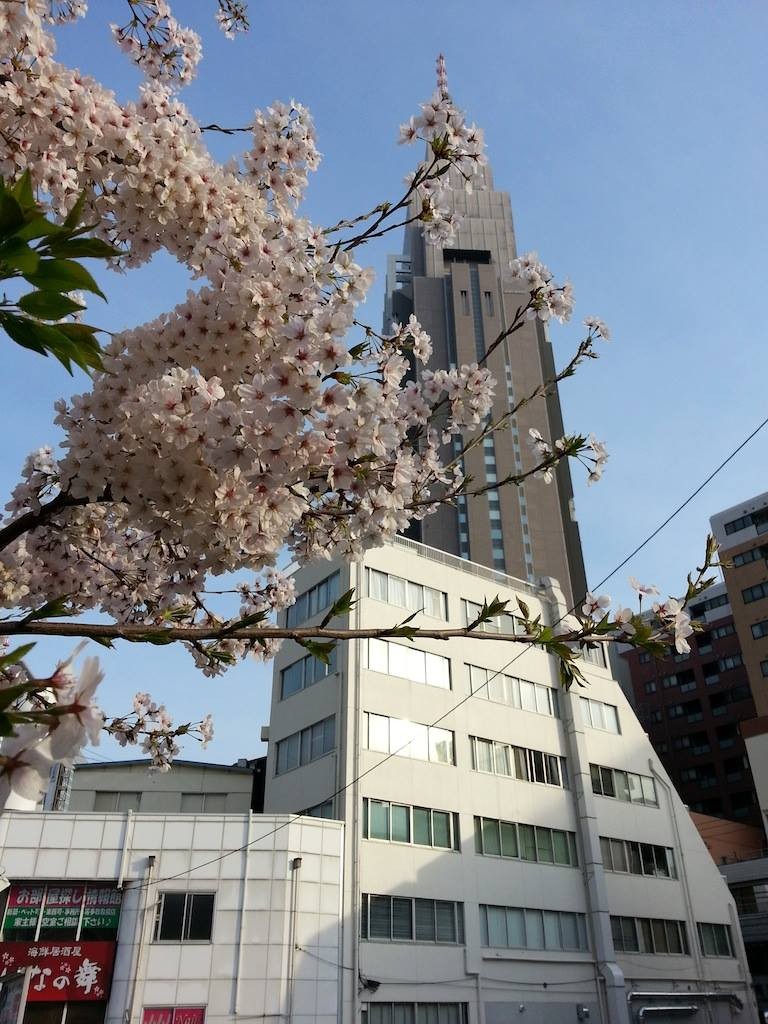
[385,60,587,608]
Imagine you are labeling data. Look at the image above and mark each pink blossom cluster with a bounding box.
[509,252,575,324]
[0,647,104,806]
[0,3,505,673]
[0,644,214,803]
[106,692,214,771]
[398,74,487,244]
[110,1,203,85]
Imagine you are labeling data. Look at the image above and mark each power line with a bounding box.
[123,411,768,891]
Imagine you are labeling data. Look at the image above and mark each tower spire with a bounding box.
[436,53,450,100]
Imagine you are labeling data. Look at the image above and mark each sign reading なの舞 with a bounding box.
[0,942,116,1002]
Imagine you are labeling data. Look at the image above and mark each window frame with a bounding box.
[153,891,215,944]
[363,799,459,851]
[361,894,465,946]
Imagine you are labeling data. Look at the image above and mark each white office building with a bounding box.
[263,536,757,1024]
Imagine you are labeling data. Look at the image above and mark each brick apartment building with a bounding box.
[621,581,760,826]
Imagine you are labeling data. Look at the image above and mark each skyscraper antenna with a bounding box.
[436,53,450,100]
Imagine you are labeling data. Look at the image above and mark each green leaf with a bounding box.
[387,625,418,639]
[517,598,531,620]
[63,188,88,230]
[0,193,25,235]
[91,636,115,649]
[131,630,175,645]
[18,290,85,320]
[0,713,16,737]
[21,596,72,624]
[8,171,36,212]
[26,258,106,300]
[46,237,122,260]
[14,215,64,242]
[222,609,268,636]
[54,323,104,372]
[1,313,52,356]
[0,682,44,713]
[0,642,36,669]
[319,587,356,628]
[297,639,336,665]
[0,237,39,274]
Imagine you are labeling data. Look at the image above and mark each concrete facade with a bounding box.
[263,537,757,1024]
[384,157,587,609]
[57,760,256,815]
[0,810,344,1024]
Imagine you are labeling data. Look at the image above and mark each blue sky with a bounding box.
[2,1,766,764]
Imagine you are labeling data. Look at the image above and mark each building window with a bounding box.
[285,571,340,627]
[610,916,689,955]
[92,790,141,812]
[762,660,768,678]
[582,645,607,669]
[696,922,735,957]
[364,639,451,689]
[733,545,768,566]
[743,582,768,604]
[280,648,337,699]
[471,736,569,789]
[673,731,710,755]
[752,619,768,639]
[590,763,658,806]
[153,892,214,942]
[724,513,753,534]
[731,886,759,914]
[712,622,735,639]
[644,681,657,695]
[474,817,578,866]
[690,592,730,617]
[275,715,335,774]
[639,652,651,664]
[483,290,494,316]
[361,895,464,944]
[363,799,459,850]
[180,793,227,813]
[365,713,455,765]
[363,1004,468,1024]
[459,290,469,315]
[718,653,743,671]
[462,599,518,634]
[480,905,587,952]
[366,569,447,620]
[302,799,334,818]
[580,697,620,733]
[467,664,558,717]
[600,836,676,878]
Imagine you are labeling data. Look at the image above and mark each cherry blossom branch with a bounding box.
[0,491,92,552]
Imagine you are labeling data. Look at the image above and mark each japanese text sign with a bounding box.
[0,942,115,1002]
[143,1009,205,1024]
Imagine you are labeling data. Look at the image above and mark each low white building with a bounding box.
[0,810,344,1024]
[263,536,759,1024]
[48,759,257,815]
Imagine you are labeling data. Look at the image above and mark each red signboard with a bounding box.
[0,942,115,1002]
[143,1009,205,1024]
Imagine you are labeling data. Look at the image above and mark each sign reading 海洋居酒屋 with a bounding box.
[0,942,116,1002]
[3,887,45,933]
[143,1008,206,1024]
